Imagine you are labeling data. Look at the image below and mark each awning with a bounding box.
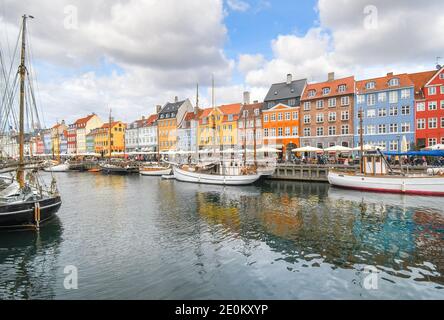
[383,150,444,157]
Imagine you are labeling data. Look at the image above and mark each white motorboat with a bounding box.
[44,163,70,172]
[173,165,261,186]
[140,167,172,176]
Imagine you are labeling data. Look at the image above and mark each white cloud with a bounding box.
[226,0,250,12]
[242,0,444,88]
[238,53,265,74]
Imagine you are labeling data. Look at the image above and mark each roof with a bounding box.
[158,100,186,117]
[75,114,95,126]
[356,73,414,94]
[264,78,307,102]
[184,112,197,122]
[218,103,242,115]
[239,102,264,119]
[408,70,437,99]
[101,121,124,129]
[301,76,355,100]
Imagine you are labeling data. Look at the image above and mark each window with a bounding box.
[367,109,376,118]
[341,111,349,121]
[378,108,387,117]
[316,113,324,123]
[417,119,426,130]
[322,87,331,95]
[429,138,437,146]
[366,82,375,90]
[378,124,386,134]
[254,109,260,116]
[367,94,376,106]
[341,125,349,135]
[328,126,336,136]
[429,101,437,110]
[304,101,311,111]
[338,85,346,93]
[401,106,410,115]
[341,96,350,106]
[417,102,426,112]
[389,91,398,103]
[303,115,311,124]
[389,123,398,133]
[429,87,437,95]
[278,113,283,121]
[378,93,387,102]
[401,89,410,99]
[271,114,276,121]
[264,128,269,137]
[292,126,298,135]
[389,78,399,87]
[285,127,291,136]
[271,128,276,137]
[429,118,438,129]
[401,123,410,133]
[288,98,296,106]
[440,73,444,80]
[285,112,291,121]
[328,112,337,122]
[357,95,365,104]
[389,106,398,116]
[316,100,324,109]
[328,98,337,107]
[264,114,269,122]
[303,128,311,137]
[441,86,444,94]
[390,140,398,151]
[441,100,444,109]
[292,112,298,120]
[317,127,324,136]
[308,90,316,97]
[267,102,274,109]
[442,117,444,128]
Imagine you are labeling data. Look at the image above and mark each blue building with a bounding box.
[354,73,415,151]
[42,129,52,155]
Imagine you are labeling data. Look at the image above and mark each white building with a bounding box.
[75,114,103,154]
[125,114,158,153]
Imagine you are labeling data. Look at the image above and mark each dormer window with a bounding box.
[439,73,444,80]
[274,91,278,95]
[338,85,346,93]
[322,87,331,95]
[308,90,316,97]
[366,82,375,90]
[389,78,399,87]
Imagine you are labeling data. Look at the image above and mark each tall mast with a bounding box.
[359,107,364,174]
[17,15,31,188]
[212,75,216,155]
[108,108,112,161]
[195,84,199,159]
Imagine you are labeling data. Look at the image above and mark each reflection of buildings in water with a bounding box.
[0,218,63,299]
[264,180,329,199]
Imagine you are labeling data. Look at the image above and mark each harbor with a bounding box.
[0,172,443,300]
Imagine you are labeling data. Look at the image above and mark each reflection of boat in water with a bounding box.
[176,179,261,199]
[327,186,444,213]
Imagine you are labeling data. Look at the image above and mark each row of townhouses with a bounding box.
[2,66,443,160]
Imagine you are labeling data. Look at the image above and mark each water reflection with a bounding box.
[0,218,63,299]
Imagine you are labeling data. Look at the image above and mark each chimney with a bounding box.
[387,72,394,77]
[243,91,251,105]
[286,74,292,85]
[156,105,162,113]
[328,72,335,81]
[174,96,179,103]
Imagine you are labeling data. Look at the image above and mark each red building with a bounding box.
[67,123,77,155]
[411,66,444,148]
[36,136,44,155]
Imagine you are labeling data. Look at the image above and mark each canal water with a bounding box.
[0,173,443,299]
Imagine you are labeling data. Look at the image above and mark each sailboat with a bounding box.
[328,109,444,196]
[173,79,261,186]
[0,15,62,230]
[44,126,70,172]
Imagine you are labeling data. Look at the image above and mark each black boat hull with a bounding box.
[0,196,62,230]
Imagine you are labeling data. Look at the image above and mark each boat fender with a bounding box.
[34,202,41,230]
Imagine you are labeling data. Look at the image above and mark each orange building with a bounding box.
[94,121,126,157]
[262,103,300,159]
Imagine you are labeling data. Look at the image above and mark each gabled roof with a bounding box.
[425,66,444,87]
[301,76,355,100]
[75,114,95,126]
[219,103,242,116]
[356,73,414,93]
[145,114,158,126]
[262,103,295,113]
[101,121,124,129]
[408,70,437,99]
[239,102,264,119]
[264,78,307,102]
[159,100,186,117]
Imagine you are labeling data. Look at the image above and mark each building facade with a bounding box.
[238,100,264,158]
[411,67,444,148]
[264,74,307,110]
[75,114,103,154]
[354,73,415,151]
[67,123,77,155]
[158,98,193,152]
[300,74,355,149]
[95,121,126,157]
[125,115,158,153]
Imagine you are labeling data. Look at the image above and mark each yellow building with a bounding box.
[157,98,194,152]
[198,103,241,150]
[94,121,126,157]
[51,121,67,158]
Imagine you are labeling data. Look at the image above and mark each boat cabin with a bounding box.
[362,154,388,175]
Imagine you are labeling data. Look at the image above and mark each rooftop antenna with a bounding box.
[211,74,215,109]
